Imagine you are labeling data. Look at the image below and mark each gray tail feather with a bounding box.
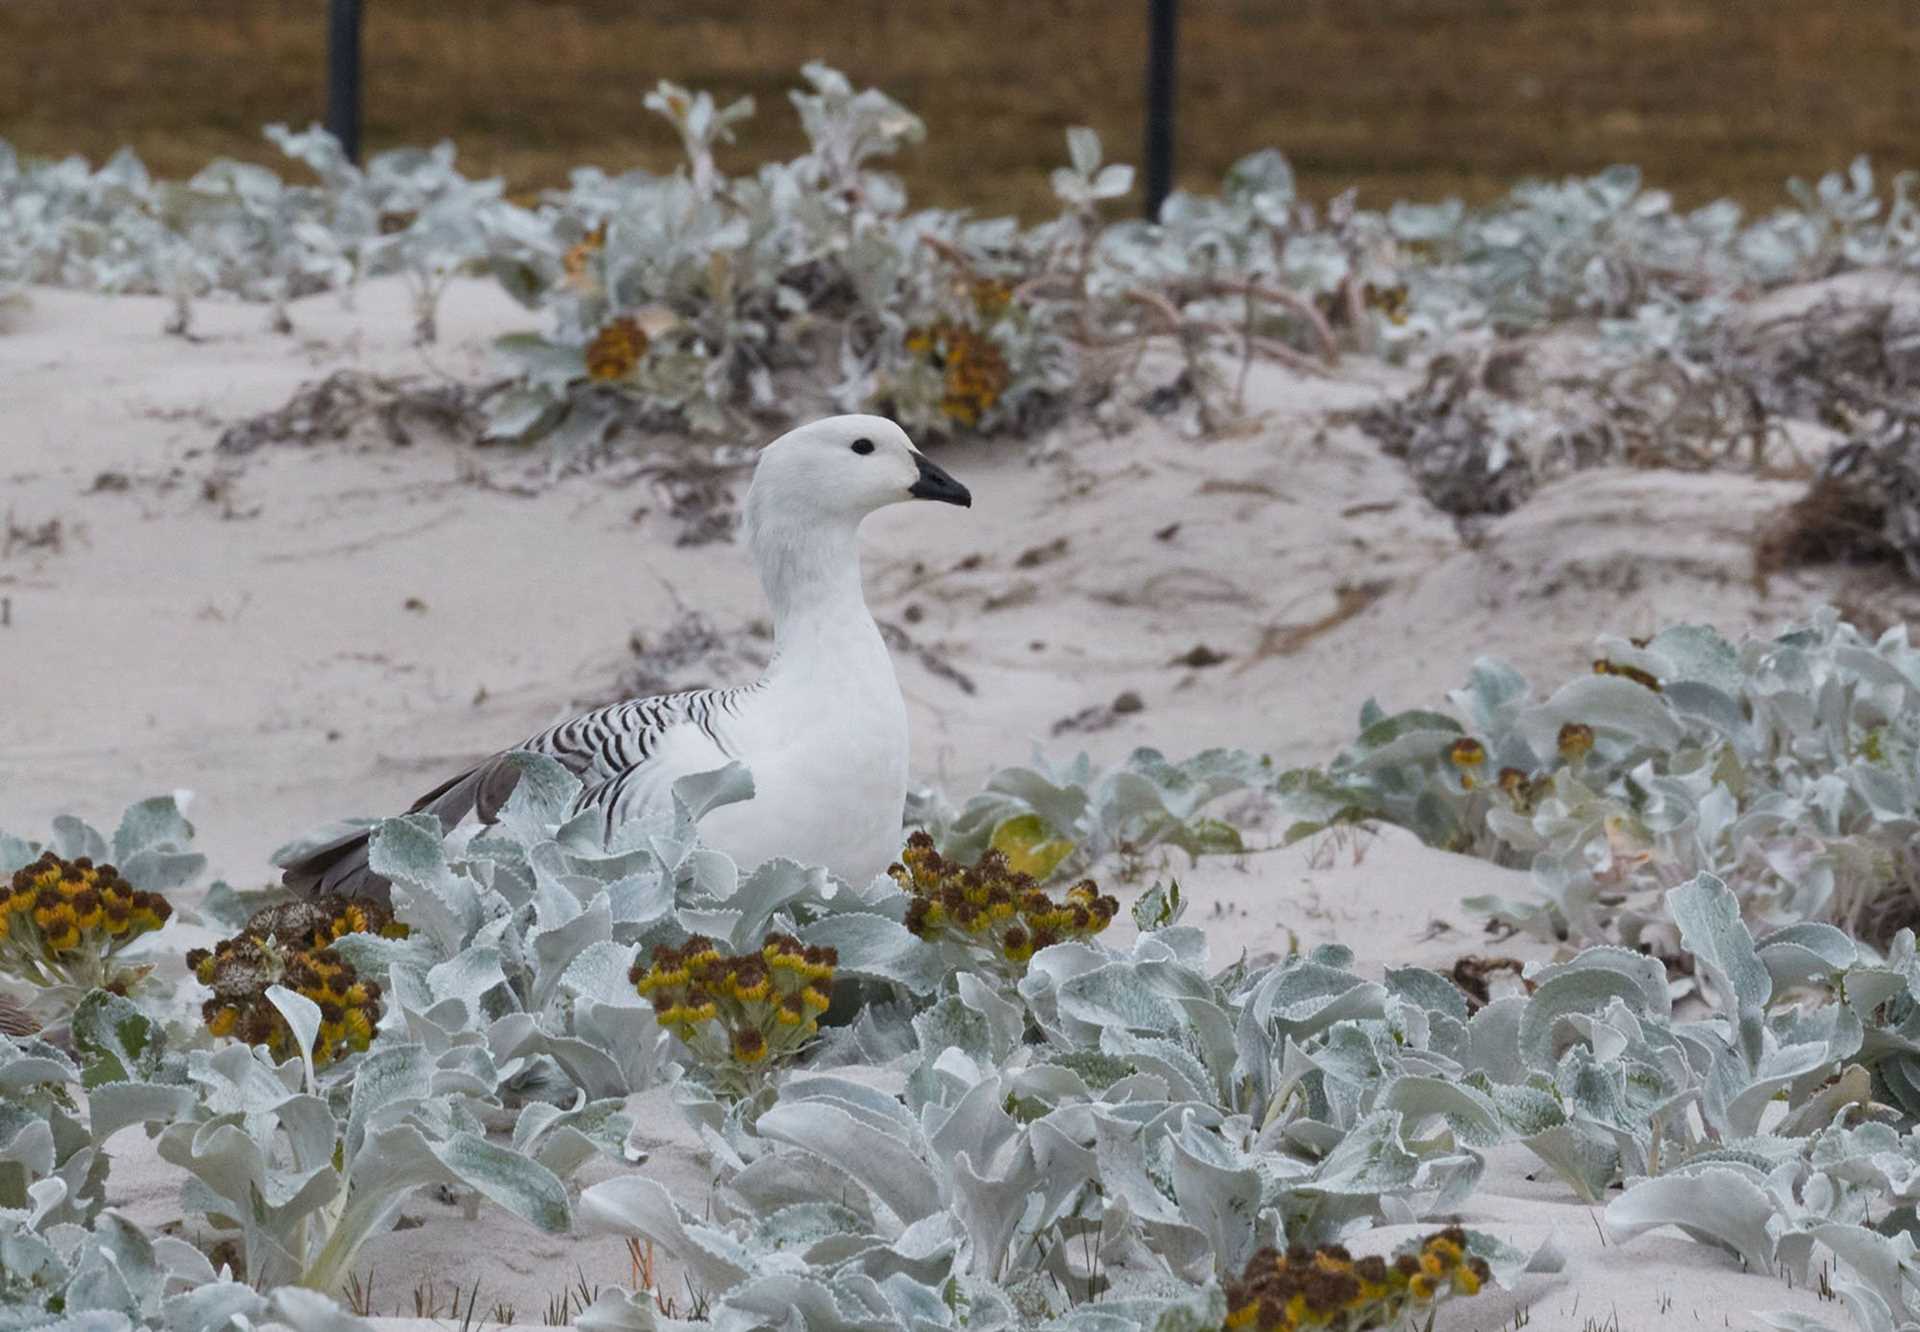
[277,827,389,904]
[0,992,41,1038]
[278,764,494,903]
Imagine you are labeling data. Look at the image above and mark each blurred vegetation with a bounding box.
[2,0,1915,217]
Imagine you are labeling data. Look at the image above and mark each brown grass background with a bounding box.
[2,1,1916,218]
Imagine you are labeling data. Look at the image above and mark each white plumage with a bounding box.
[279,414,972,898]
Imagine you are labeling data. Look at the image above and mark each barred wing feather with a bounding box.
[279,684,755,900]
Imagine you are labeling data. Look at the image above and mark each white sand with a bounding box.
[4,275,1908,1328]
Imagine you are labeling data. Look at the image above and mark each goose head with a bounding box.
[747,414,971,532]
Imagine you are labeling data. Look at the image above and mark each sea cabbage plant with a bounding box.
[0,1008,386,1331]
[0,1030,104,1229]
[64,958,624,1303]
[0,1194,377,1332]
[266,121,533,343]
[579,916,1560,1330]
[911,746,1271,885]
[0,795,206,1023]
[1277,610,1920,956]
[1586,871,1920,1332]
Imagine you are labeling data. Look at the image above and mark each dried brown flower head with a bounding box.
[970,276,1015,319]
[1363,281,1411,325]
[185,892,401,1069]
[1447,737,1488,789]
[186,933,381,1070]
[240,894,408,951]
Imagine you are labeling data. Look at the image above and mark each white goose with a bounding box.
[280,414,972,899]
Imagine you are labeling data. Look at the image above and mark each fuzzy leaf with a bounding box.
[579,1174,755,1292]
[1669,873,1771,1017]
[1606,1167,1777,1272]
[989,813,1076,880]
[111,795,195,862]
[755,1098,941,1224]
[800,912,944,994]
[70,991,163,1089]
[430,1131,570,1233]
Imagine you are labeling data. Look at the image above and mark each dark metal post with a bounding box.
[1143,0,1178,220]
[327,0,364,161]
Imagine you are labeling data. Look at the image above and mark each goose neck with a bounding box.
[751,516,878,664]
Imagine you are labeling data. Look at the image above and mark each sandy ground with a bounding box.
[3,275,1911,1328]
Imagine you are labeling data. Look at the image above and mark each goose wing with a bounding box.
[278,685,755,900]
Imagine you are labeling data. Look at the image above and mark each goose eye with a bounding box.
[850,439,875,455]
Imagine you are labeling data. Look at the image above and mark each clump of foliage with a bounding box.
[891,830,1118,977]
[0,1027,105,1229]
[29,699,1920,1331]
[1348,289,1919,532]
[1585,873,1920,1332]
[6,72,1918,462]
[0,796,203,1022]
[581,914,1557,1331]
[631,931,834,1095]
[912,746,1269,886]
[0,851,171,993]
[1278,610,1920,955]
[1223,1230,1490,1331]
[63,962,619,1300]
[477,63,1072,450]
[1751,299,1920,581]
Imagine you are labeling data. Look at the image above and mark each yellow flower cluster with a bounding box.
[185,894,394,1069]
[631,933,836,1090]
[1223,1229,1491,1332]
[0,851,172,990]
[1441,717,1608,813]
[903,320,1011,427]
[586,315,649,382]
[891,831,1118,978]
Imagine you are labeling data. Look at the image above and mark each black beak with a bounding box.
[908,454,972,507]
